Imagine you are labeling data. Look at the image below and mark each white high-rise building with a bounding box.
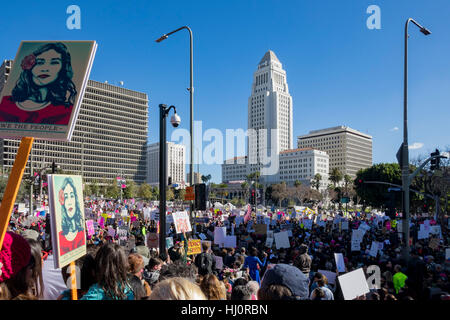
[147,142,185,186]
[248,50,293,180]
[278,148,329,190]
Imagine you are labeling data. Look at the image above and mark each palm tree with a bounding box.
[329,168,343,188]
[312,173,322,191]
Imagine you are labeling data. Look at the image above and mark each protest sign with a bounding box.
[224,235,237,248]
[352,229,364,242]
[334,253,346,273]
[172,211,192,234]
[117,226,128,246]
[198,233,207,240]
[214,255,224,270]
[187,239,202,255]
[338,268,370,300]
[341,221,349,230]
[265,237,274,248]
[428,238,440,250]
[48,174,86,269]
[303,219,313,230]
[146,233,159,248]
[274,231,290,249]
[446,248,450,261]
[166,237,174,249]
[107,226,116,238]
[369,242,378,257]
[0,41,97,141]
[86,220,95,236]
[254,224,267,235]
[214,227,227,246]
[318,270,337,285]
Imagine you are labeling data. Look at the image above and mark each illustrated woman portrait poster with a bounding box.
[48,174,86,268]
[0,41,97,141]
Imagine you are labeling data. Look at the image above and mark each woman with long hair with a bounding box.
[26,238,45,299]
[199,274,227,300]
[0,42,77,124]
[58,177,85,256]
[80,243,134,300]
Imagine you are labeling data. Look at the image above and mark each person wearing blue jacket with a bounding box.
[243,247,267,285]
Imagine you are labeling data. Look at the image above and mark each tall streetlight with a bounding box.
[401,18,431,262]
[159,104,181,255]
[156,26,194,187]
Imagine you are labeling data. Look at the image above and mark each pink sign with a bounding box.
[86,220,95,236]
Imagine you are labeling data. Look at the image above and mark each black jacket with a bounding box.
[194,252,216,276]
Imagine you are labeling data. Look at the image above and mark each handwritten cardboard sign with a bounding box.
[187,239,202,255]
[338,268,370,300]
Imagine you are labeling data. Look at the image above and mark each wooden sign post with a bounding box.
[0,137,34,248]
[70,261,78,300]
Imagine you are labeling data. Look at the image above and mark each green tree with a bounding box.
[177,189,186,201]
[329,168,343,187]
[105,179,120,198]
[90,180,100,197]
[312,173,322,191]
[294,180,302,188]
[138,183,153,200]
[354,163,402,208]
[201,174,212,184]
[166,187,174,201]
[123,180,137,199]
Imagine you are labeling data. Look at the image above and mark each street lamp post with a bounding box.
[159,104,180,255]
[402,18,431,262]
[156,26,194,216]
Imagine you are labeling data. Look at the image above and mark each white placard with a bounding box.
[352,229,365,242]
[214,255,223,270]
[446,248,450,261]
[265,237,274,248]
[351,239,361,251]
[341,221,349,230]
[198,233,207,240]
[274,231,290,249]
[224,235,237,248]
[334,253,346,273]
[318,270,337,285]
[338,268,370,300]
[369,242,378,257]
[214,227,227,245]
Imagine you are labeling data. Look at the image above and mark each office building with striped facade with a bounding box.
[297,126,372,179]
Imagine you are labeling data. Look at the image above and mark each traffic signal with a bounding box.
[250,189,256,205]
[430,149,440,171]
[168,176,172,186]
[194,183,207,211]
[384,192,397,219]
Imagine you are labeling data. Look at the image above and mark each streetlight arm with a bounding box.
[408,155,446,184]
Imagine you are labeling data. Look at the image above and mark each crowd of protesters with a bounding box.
[1,198,449,301]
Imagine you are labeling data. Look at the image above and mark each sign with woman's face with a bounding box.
[48,174,86,268]
[0,41,97,141]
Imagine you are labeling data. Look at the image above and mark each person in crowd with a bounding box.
[127,253,151,297]
[143,257,163,289]
[224,248,236,268]
[58,251,96,300]
[309,273,333,300]
[0,232,36,300]
[194,241,216,277]
[158,260,198,282]
[258,263,309,300]
[243,247,267,285]
[80,243,134,300]
[393,264,408,295]
[199,274,227,300]
[247,280,259,300]
[26,238,45,299]
[231,285,252,300]
[293,244,312,276]
[149,277,206,300]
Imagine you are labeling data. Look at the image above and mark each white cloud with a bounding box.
[408,142,424,150]
[389,127,399,132]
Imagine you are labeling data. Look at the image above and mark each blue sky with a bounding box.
[1,0,449,183]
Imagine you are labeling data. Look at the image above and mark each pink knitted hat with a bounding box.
[0,231,31,283]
